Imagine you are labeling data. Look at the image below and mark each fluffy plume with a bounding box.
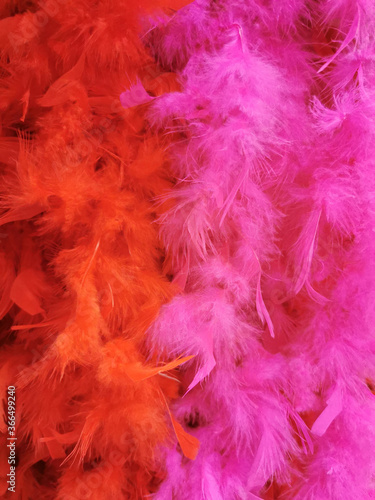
[1,0,375,498]
[144,0,375,497]
[0,0,197,498]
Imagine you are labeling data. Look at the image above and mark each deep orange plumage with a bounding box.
[0,1,197,498]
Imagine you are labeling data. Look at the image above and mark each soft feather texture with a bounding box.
[144,0,375,498]
[1,0,375,499]
[0,1,197,498]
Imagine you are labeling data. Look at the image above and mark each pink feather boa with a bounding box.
[145,0,375,498]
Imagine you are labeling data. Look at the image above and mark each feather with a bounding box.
[169,412,200,460]
[37,53,86,107]
[292,209,322,296]
[0,204,45,226]
[10,269,47,316]
[289,409,314,454]
[311,386,343,437]
[186,349,216,393]
[124,355,194,382]
[318,7,360,74]
[256,274,275,338]
[120,79,155,109]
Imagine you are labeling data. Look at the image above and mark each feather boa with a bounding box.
[1,0,375,499]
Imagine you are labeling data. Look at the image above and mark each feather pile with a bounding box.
[0,1,197,498]
[1,0,375,499]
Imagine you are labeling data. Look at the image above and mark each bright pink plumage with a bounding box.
[145,0,375,498]
[1,0,375,498]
